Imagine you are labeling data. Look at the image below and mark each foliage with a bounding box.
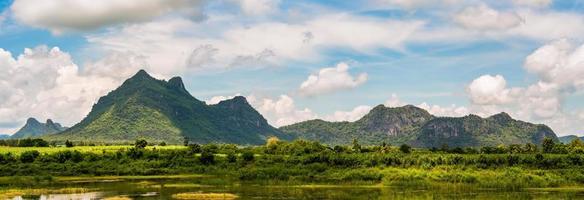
[399,144,411,153]
[135,139,148,149]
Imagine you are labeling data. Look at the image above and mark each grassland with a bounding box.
[0,145,186,155]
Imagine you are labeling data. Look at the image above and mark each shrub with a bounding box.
[188,144,202,154]
[400,144,411,154]
[242,151,254,162]
[20,150,40,163]
[199,151,215,165]
[135,139,148,149]
[65,140,74,148]
[227,153,237,163]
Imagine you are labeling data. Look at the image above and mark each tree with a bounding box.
[159,142,167,146]
[352,139,361,153]
[542,137,555,153]
[266,136,280,149]
[188,144,202,154]
[65,140,74,148]
[135,139,148,149]
[199,151,215,165]
[226,153,237,163]
[523,143,538,153]
[242,151,254,162]
[399,144,411,154]
[20,150,39,163]
[183,136,190,146]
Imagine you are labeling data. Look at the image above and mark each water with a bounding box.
[5,176,584,200]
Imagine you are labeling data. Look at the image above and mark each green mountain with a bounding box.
[11,118,67,139]
[280,105,558,147]
[559,135,584,144]
[47,70,287,144]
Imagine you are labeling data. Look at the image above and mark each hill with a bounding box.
[47,70,287,144]
[280,105,558,147]
[559,135,584,144]
[11,118,67,139]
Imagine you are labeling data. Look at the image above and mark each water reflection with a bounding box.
[4,177,584,200]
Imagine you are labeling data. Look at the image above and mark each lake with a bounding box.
[3,176,584,199]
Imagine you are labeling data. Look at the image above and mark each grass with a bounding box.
[172,192,239,199]
[0,145,186,155]
[103,196,132,200]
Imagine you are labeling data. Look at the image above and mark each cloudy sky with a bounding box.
[1,0,584,136]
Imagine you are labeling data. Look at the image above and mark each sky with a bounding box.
[1,0,584,136]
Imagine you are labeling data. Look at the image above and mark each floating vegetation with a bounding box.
[103,196,132,200]
[0,187,92,199]
[163,183,210,188]
[172,192,239,199]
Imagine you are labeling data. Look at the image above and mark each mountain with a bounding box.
[281,105,558,147]
[11,118,67,139]
[0,134,10,140]
[559,135,584,144]
[280,105,434,145]
[47,70,287,144]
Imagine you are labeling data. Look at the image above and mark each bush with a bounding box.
[188,144,202,154]
[135,139,148,149]
[159,142,167,146]
[400,144,411,154]
[242,151,254,162]
[227,153,237,163]
[199,151,215,165]
[20,150,40,163]
[65,140,74,148]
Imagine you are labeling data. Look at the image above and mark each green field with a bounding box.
[0,145,186,155]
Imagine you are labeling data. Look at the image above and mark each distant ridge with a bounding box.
[47,70,288,144]
[559,135,584,144]
[281,105,558,147]
[11,118,67,139]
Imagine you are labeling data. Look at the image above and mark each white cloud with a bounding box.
[454,4,522,30]
[323,105,373,122]
[0,46,128,134]
[234,0,280,16]
[384,93,405,107]
[247,95,318,127]
[467,74,517,105]
[512,0,552,8]
[299,62,368,96]
[10,0,206,33]
[465,39,584,134]
[86,14,424,73]
[205,93,241,105]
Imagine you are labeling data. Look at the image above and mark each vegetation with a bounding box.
[0,137,583,190]
[46,70,289,144]
[281,105,558,147]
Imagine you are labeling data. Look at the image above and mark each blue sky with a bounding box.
[1,0,584,136]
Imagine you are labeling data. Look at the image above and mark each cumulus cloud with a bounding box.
[384,94,469,117]
[10,0,206,33]
[299,62,368,96]
[0,46,129,134]
[465,39,584,134]
[247,95,318,127]
[205,93,241,105]
[375,0,462,10]
[454,4,523,30]
[467,74,517,105]
[322,105,373,122]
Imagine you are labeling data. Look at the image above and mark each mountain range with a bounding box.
[281,104,558,147]
[11,118,67,139]
[559,135,584,144]
[46,70,288,144]
[4,69,560,147]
